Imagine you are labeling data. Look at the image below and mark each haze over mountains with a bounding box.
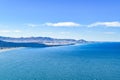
[0,36,87,47]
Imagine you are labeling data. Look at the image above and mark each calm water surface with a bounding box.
[0,42,120,80]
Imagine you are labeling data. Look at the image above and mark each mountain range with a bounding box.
[0,36,88,47]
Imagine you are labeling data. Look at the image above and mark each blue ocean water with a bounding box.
[0,42,120,80]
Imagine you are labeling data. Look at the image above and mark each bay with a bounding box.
[0,42,120,80]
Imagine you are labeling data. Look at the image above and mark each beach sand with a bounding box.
[0,48,21,53]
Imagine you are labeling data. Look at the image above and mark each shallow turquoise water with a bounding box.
[0,43,120,80]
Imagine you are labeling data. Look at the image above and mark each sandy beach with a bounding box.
[0,48,21,53]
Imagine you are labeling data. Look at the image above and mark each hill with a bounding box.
[0,40,47,48]
[0,36,87,46]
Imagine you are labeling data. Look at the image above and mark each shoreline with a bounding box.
[0,47,23,53]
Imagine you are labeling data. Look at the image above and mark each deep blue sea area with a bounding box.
[0,42,120,80]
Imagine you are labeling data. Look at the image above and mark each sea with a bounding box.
[0,42,120,80]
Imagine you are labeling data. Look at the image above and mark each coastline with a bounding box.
[0,47,23,53]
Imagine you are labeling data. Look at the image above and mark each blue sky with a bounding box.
[0,0,120,41]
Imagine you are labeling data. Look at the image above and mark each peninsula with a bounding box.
[0,36,88,51]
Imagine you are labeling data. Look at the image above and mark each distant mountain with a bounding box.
[0,36,88,46]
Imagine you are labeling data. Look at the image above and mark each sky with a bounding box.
[0,0,120,41]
